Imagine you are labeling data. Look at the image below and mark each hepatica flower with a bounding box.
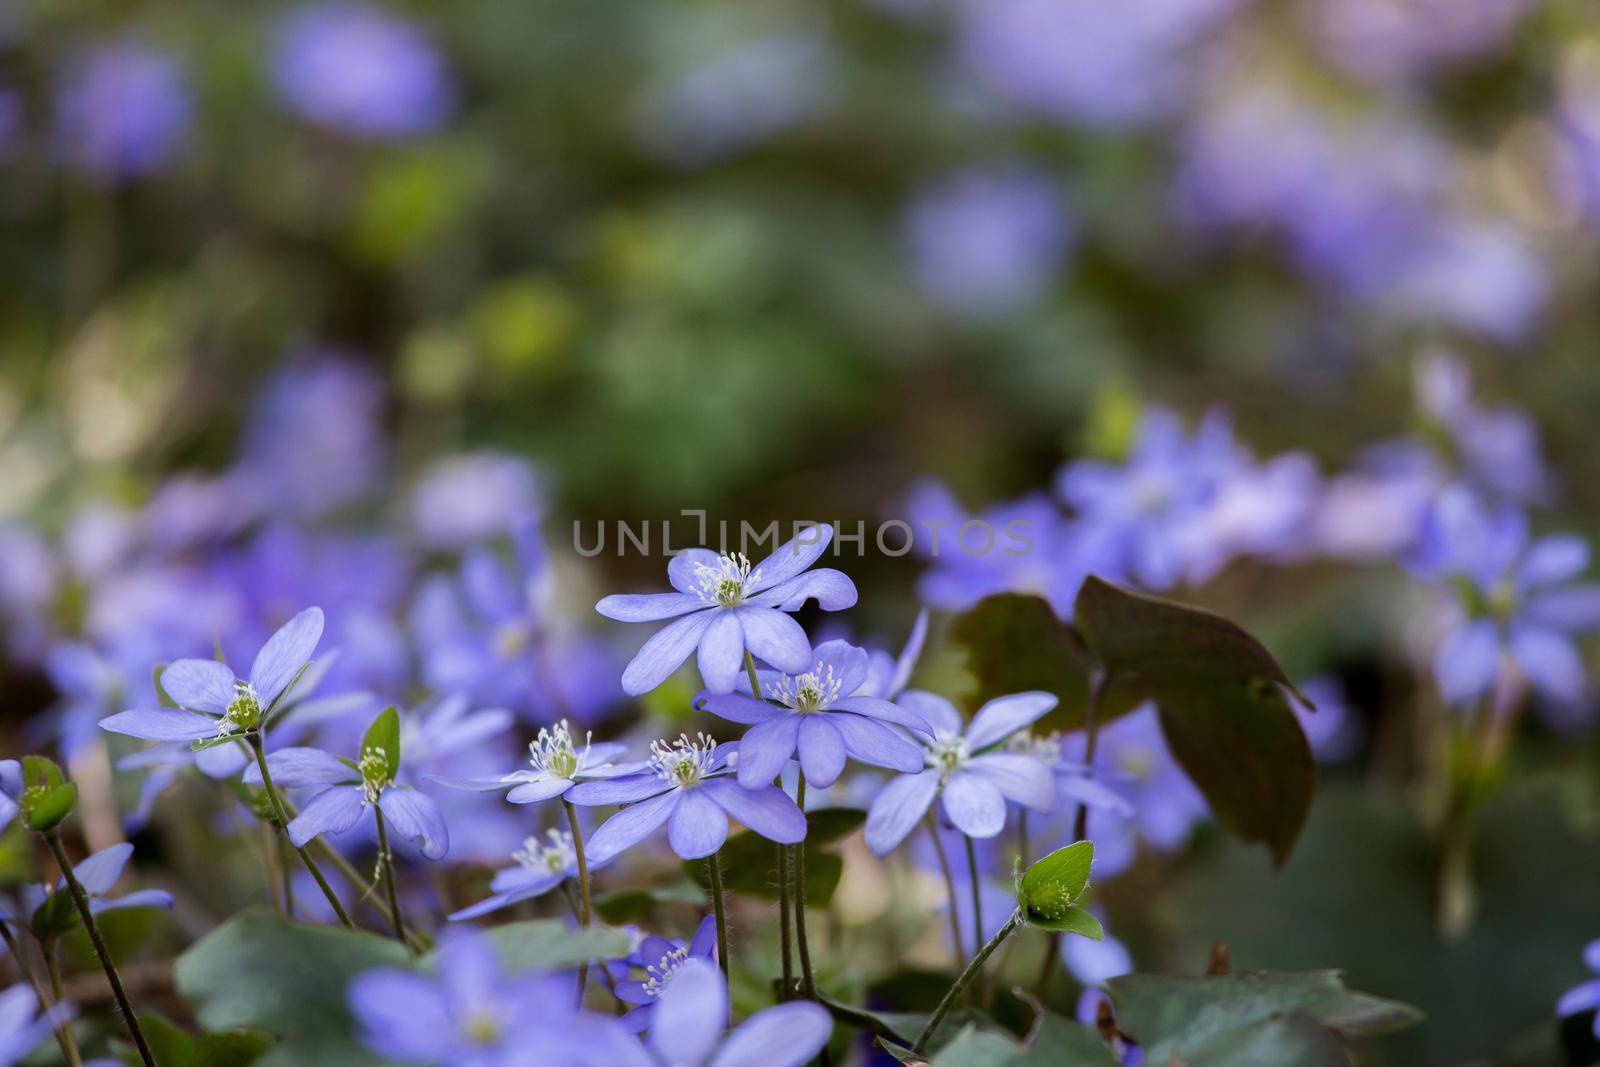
[55,39,191,183]
[0,762,18,835]
[1,843,174,929]
[349,930,601,1066]
[596,526,857,695]
[99,607,324,745]
[600,959,831,1067]
[696,640,929,788]
[615,916,718,1031]
[1413,487,1600,708]
[449,829,594,921]
[0,985,68,1067]
[244,726,449,860]
[1558,939,1600,1039]
[571,734,805,860]
[432,719,642,804]
[864,690,1057,855]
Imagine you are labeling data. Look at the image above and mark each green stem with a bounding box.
[744,650,763,700]
[564,799,594,1001]
[913,910,1023,1054]
[303,825,425,952]
[373,806,410,951]
[44,830,156,1067]
[777,841,794,1000]
[2,924,77,1067]
[1075,670,1108,842]
[964,836,984,998]
[707,852,730,1018]
[249,735,355,930]
[793,775,818,1001]
[43,947,84,1067]
[926,812,966,971]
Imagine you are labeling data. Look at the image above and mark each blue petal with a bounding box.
[621,611,714,696]
[1433,619,1502,706]
[648,959,727,1067]
[696,611,745,694]
[709,1002,832,1067]
[965,691,1057,750]
[797,716,846,788]
[597,592,704,623]
[287,786,366,848]
[250,607,325,708]
[587,790,679,863]
[734,715,799,787]
[864,771,939,856]
[746,524,833,594]
[378,788,450,861]
[702,779,805,844]
[99,708,217,742]
[159,659,238,714]
[667,789,729,859]
[941,772,1007,838]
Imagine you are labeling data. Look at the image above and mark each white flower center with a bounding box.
[642,944,691,998]
[513,828,576,875]
[359,746,390,802]
[768,664,844,713]
[649,733,717,789]
[691,553,759,607]
[927,732,970,780]
[218,681,263,736]
[1006,730,1061,763]
[463,1011,502,1045]
[528,720,589,780]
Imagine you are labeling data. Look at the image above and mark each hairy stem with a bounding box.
[1075,669,1109,842]
[564,799,594,1001]
[792,775,831,1067]
[373,806,410,951]
[778,841,794,1000]
[707,851,731,1024]
[926,812,966,971]
[45,830,156,1067]
[914,911,1022,1054]
[964,835,984,1001]
[249,735,354,930]
[744,650,764,700]
[43,947,84,1067]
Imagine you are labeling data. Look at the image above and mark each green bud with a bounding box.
[1016,840,1102,938]
[19,756,77,833]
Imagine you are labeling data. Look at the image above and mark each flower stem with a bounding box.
[925,812,966,971]
[1,924,77,1067]
[744,650,763,699]
[43,946,84,1067]
[963,836,984,999]
[372,806,410,952]
[777,841,794,1000]
[793,775,819,1001]
[248,735,355,931]
[913,910,1023,1054]
[1075,669,1109,842]
[564,799,594,1001]
[44,830,156,1067]
[707,852,730,1018]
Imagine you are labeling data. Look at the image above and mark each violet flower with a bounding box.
[696,640,929,789]
[449,829,597,921]
[615,916,718,1033]
[594,959,832,1067]
[860,610,928,701]
[570,734,805,861]
[243,744,448,860]
[1558,939,1600,1039]
[0,762,17,835]
[0,985,68,1067]
[1,843,173,930]
[99,607,325,745]
[595,526,856,696]
[864,690,1057,855]
[432,719,642,804]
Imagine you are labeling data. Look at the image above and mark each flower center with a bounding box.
[219,681,263,736]
[358,746,390,802]
[642,945,691,998]
[463,1011,502,1045]
[528,720,588,780]
[768,664,843,713]
[493,620,530,658]
[927,732,969,780]
[1006,730,1061,763]
[649,733,717,788]
[691,553,758,607]
[513,828,576,875]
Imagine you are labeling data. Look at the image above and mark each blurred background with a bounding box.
[3,0,1600,1064]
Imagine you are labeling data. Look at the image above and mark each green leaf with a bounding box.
[594,881,707,924]
[1107,970,1424,1067]
[175,908,408,1067]
[471,919,633,973]
[928,1025,1027,1066]
[361,707,402,782]
[125,1012,200,1067]
[1017,1007,1121,1066]
[197,1031,275,1067]
[1018,841,1095,929]
[1029,905,1104,939]
[1073,576,1314,866]
[950,595,1135,734]
[20,756,77,832]
[816,991,926,1044]
[875,1038,926,1065]
[29,888,77,941]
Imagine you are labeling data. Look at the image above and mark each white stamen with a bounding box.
[1006,730,1061,763]
[767,664,844,713]
[642,944,691,998]
[528,720,590,780]
[513,828,576,875]
[359,746,389,802]
[217,680,263,737]
[927,731,970,779]
[690,553,759,607]
[649,733,718,789]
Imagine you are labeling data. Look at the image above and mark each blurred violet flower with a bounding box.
[596,959,832,1067]
[614,916,717,1032]
[38,642,126,763]
[0,521,56,660]
[907,480,1101,617]
[860,609,928,700]
[1065,707,1209,854]
[696,640,929,789]
[431,719,641,804]
[1558,939,1600,1040]
[3,843,174,924]
[1414,351,1550,503]
[100,607,325,744]
[1065,916,1131,991]
[1004,731,1134,819]
[0,762,18,835]
[54,39,190,182]
[864,690,1056,854]
[1293,677,1362,764]
[903,165,1073,317]
[238,356,387,520]
[1305,0,1535,86]
[636,32,833,167]
[348,931,605,1065]
[570,733,805,861]
[0,985,68,1067]
[954,0,1239,128]
[1412,487,1600,709]
[595,526,855,696]
[410,453,542,550]
[272,3,454,139]
[448,827,602,921]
